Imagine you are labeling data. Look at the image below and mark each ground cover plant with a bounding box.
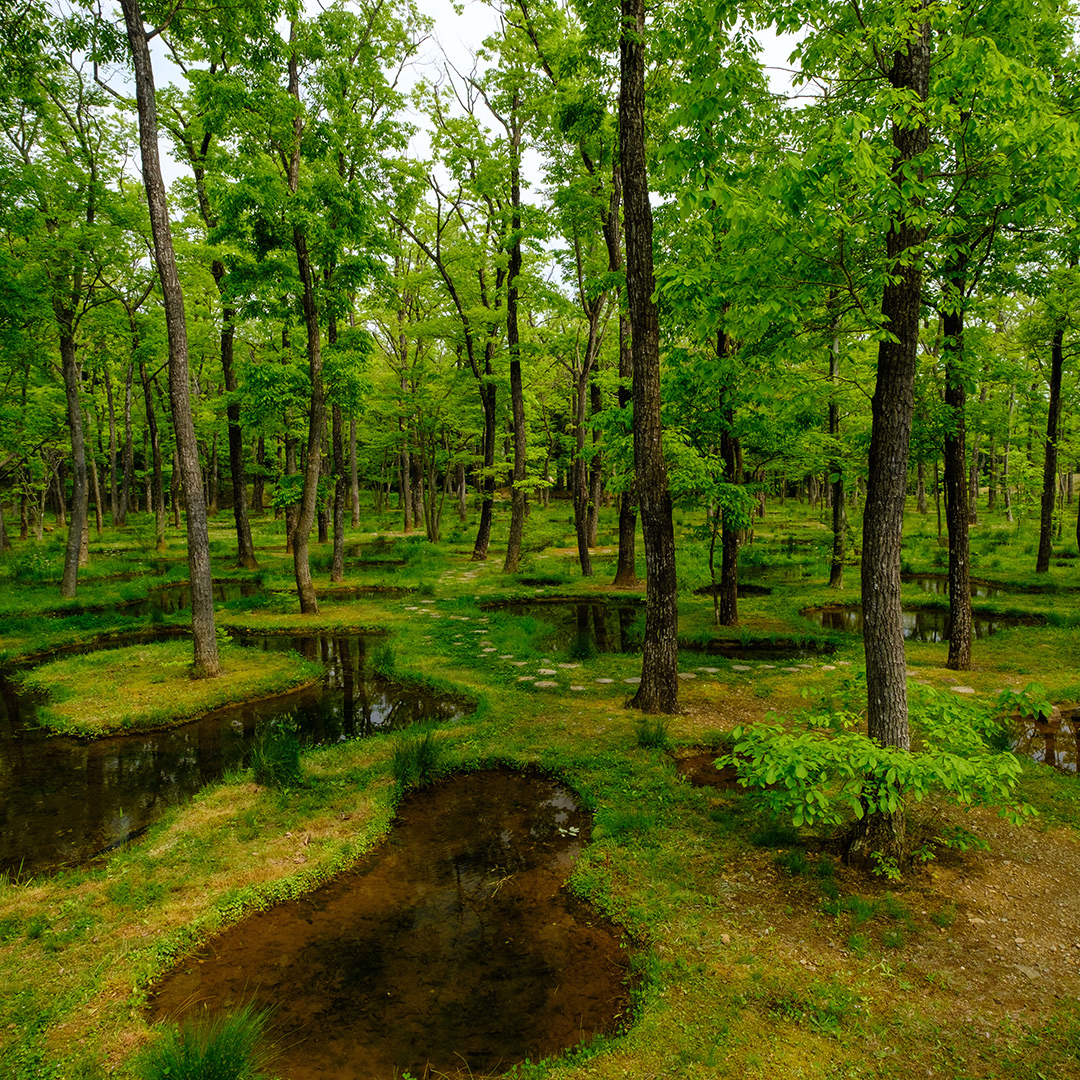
[0,497,1079,1080]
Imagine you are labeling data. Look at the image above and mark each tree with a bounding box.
[119,0,219,675]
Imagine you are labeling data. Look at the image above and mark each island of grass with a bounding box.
[19,639,325,736]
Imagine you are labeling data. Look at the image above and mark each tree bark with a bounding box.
[621,0,678,713]
[58,324,88,599]
[943,305,972,669]
[853,16,930,865]
[1036,323,1065,572]
[829,331,845,589]
[121,0,219,676]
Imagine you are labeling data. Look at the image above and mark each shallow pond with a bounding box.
[492,599,644,654]
[1012,708,1079,773]
[901,573,1010,600]
[804,605,1039,642]
[150,768,631,1080]
[0,632,465,876]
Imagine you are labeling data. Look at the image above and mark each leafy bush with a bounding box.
[134,1004,274,1080]
[719,685,1034,838]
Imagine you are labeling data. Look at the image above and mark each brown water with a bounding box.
[150,769,631,1079]
[1012,708,1079,772]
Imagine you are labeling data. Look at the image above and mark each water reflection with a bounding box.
[493,600,644,653]
[807,605,1033,642]
[0,632,465,876]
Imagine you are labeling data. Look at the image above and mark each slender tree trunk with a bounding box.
[587,380,603,546]
[504,94,527,573]
[57,324,88,599]
[829,329,845,589]
[121,0,219,676]
[472,374,497,561]
[1036,323,1065,573]
[216,282,258,568]
[943,306,972,670]
[329,310,345,583]
[252,436,265,514]
[612,305,639,586]
[621,0,678,712]
[852,17,930,866]
[104,364,119,522]
[350,416,360,527]
[140,361,166,551]
[119,358,134,524]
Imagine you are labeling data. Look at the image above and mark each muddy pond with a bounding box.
[490,599,645,654]
[150,768,631,1080]
[0,631,465,876]
[804,605,1040,642]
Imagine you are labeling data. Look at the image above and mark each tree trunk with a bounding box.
[504,95,527,574]
[217,284,258,568]
[140,361,166,551]
[621,0,678,713]
[104,363,119,522]
[57,324,88,599]
[119,358,134,525]
[852,17,930,867]
[1036,323,1064,572]
[829,330,845,589]
[350,416,360,527]
[121,0,219,676]
[472,374,497,561]
[943,305,972,670]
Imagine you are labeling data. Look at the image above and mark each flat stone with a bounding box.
[534,680,559,689]
[677,672,696,680]
[499,654,514,660]
[624,677,641,685]
[537,668,558,675]
[695,667,720,674]
[570,685,586,691]
[731,664,752,672]
[405,606,419,610]
[517,676,534,683]
[797,663,813,669]
[420,600,435,605]
[758,664,776,670]
[950,686,977,694]
[595,678,614,684]
[558,663,581,670]
[838,660,852,666]
[482,648,496,654]
[781,667,800,673]
[510,661,527,667]
[821,665,836,671]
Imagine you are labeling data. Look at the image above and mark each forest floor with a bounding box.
[1,500,1079,1079]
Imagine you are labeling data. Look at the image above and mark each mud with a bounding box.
[150,769,632,1079]
[675,750,741,789]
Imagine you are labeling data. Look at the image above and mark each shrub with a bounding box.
[134,1004,274,1080]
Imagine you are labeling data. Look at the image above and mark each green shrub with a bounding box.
[134,1004,274,1080]
[251,717,302,789]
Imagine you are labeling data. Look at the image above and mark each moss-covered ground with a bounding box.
[1,495,1078,1079]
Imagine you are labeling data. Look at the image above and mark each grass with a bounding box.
[1,497,1080,1080]
[250,716,303,788]
[133,1004,274,1080]
[17,639,325,735]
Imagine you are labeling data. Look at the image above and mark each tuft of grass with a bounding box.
[775,849,810,875]
[134,1003,274,1080]
[251,717,303,789]
[371,642,396,679]
[390,727,445,790]
[634,715,669,749]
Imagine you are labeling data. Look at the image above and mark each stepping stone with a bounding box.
[595,678,614,684]
[624,677,641,685]
[517,676,534,682]
[732,665,752,672]
[838,660,852,666]
[558,663,581,670]
[534,680,559,689]
[950,685,976,694]
[821,665,836,671]
[499,654,514,660]
[758,664,776,670]
[420,600,435,605]
[405,606,419,610]
[537,668,558,675]
[781,667,800,673]
[482,648,496,654]
[570,685,586,691]
[677,672,696,680]
[510,661,527,667]
[797,663,813,669]
[695,667,720,674]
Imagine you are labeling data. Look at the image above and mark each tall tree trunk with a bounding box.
[140,361,166,551]
[943,305,972,670]
[1036,323,1065,572]
[853,17,930,866]
[621,0,678,713]
[504,93,527,574]
[119,358,134,524]
[587,379,603,546]
[58,325,88,599]
[121,0,219,676]
[612,306,639,586]
[216,282,258,568]
[349,417,360,527]
[829,328,845,589]
[104,363,119,522]
[472,374,497,561]
[329,310,345,583]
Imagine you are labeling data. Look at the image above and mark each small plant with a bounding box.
[847,932,870,957]
[251,716,302,789]
[568,630,598,661]
[775,849,810,875]
[996,681,1053,723]
[930,903,957,929]
[134,1003,274,1080]
[391,727,444,790]
[371,642,396,679]
[635,714,669,749]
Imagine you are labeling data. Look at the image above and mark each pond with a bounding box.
[1012,707,1079,773]
[149,768,631,1080]
[901,573,1010,600]
[803,605,1040,642]
[0,631,465,877]
[490,599,644,654]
